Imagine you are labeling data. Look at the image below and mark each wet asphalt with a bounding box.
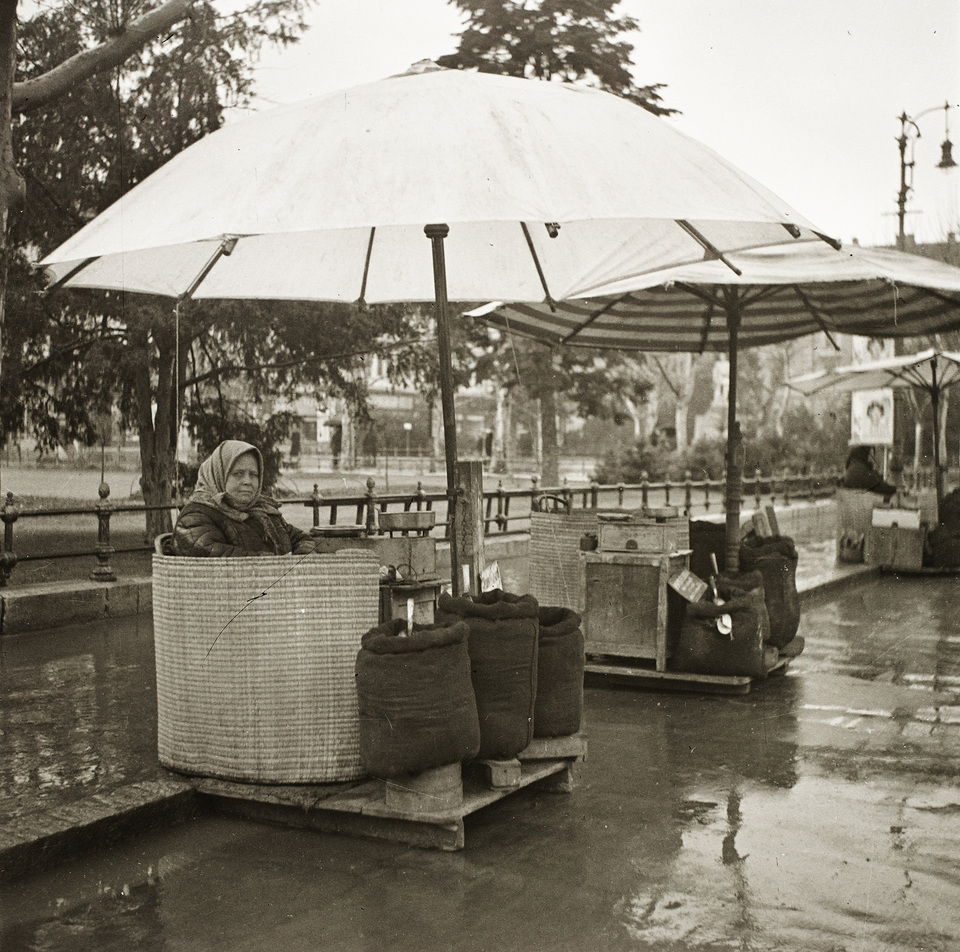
[2,573,960,951]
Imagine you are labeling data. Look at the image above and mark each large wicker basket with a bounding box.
[153,550,380,783]
[528,508,603,613]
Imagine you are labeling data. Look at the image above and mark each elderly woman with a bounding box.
[173,440,315,557]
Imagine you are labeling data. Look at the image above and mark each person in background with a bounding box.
[173,440,316,557]
[841,445,896,499]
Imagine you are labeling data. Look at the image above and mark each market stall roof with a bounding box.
[469,243,960,352]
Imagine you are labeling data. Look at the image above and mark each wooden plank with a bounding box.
[656,557,669,671]
[518,733,587,761]
[585,659,753,694]
[470,758,522,789]
[585,656,790,695]
[194,757,579,851]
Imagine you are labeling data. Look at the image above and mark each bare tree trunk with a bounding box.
[492,384,509,474]
[672,353,695,453]
[540,383,560,487]
[133,326,177,539]
[0,3,24,500]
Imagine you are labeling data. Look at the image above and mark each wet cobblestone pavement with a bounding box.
[2,569,960,951]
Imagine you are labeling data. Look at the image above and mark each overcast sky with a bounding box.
[245,0,960,248]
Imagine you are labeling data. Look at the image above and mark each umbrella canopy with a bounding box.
[471,244,960,570]
[41,64,832,304]
[790,348,960,508]
[469,243,960,351]
[40,62,837,593]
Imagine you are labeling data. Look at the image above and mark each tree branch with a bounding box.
[13,0,196,114]
[183,337,430,389]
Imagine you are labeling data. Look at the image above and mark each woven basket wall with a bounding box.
[153,550,379,783]
[528,509,601,613]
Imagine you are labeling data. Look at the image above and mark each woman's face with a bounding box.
[225,452,259,505]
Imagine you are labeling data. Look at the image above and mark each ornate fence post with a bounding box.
[639,474,648,509]
[0,492,18,586]
[308,483,322,527]
[91,480,116,582]
[365,477,378,535]
[754,467,763,511]
[619,481,627,508]
[590,480,599,509]
[684,471,693,516]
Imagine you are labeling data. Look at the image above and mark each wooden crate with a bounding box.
[378,577,442,626]
[865,525,926,571]
[580,550,689,671]
[598,518,689,554]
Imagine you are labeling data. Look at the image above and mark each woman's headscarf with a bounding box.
[190,440,270,517]
[184,440,293,554]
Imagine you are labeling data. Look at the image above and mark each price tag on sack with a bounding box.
[669,568,709,603]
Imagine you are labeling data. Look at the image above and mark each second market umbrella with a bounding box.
[790,348,960,511]
[41,63,836,592]
[473,243,960,570]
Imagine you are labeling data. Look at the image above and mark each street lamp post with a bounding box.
[896,101,957,249]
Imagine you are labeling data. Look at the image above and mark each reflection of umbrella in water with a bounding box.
[40,62,837,592]
[472,243,960,571]
[790,348,960,511]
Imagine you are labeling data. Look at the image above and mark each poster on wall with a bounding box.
[852,336,894,365]
[851,388,894,446]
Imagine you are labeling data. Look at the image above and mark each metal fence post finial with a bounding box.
[1,492,18,586]
[91,480,116,582]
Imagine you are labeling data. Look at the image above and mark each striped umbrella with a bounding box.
[790,348,960,510]
[472,243,960,569]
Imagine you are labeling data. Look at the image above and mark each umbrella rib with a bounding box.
[45,256,99,293]
[675,221,743,276]
[791,284,842,351]
[520,222,556,310]
[178,237,239,303]
[559,293,632,345]
[358,227,376,308]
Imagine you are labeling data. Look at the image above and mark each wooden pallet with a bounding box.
[585,654,790,695]
[877,564,960,576]
[193,733,587,852]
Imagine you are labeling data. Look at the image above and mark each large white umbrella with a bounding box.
[790,348,960,510]
[471,243,960,569]
[40,62,836,592]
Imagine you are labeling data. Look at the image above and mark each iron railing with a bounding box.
[0,467,843,587]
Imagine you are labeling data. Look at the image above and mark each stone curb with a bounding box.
[0,778,199,884]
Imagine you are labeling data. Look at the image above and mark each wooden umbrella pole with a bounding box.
[425,224,463,595]
[724,293,744,574]
[930,356,944,513]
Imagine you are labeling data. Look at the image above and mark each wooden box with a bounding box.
[379,577,442,626]
[864,525,926,571]
[310,533,437,577]
[580,550,689,671]
[597,515,690,554]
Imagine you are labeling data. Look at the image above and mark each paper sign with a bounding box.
[480,561,502,593]
[669,568,708,603]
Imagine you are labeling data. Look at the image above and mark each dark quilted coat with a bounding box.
[172,501,314,557]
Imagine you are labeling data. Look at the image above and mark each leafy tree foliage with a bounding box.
[437,0,673,114]
[6,2,432,534]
